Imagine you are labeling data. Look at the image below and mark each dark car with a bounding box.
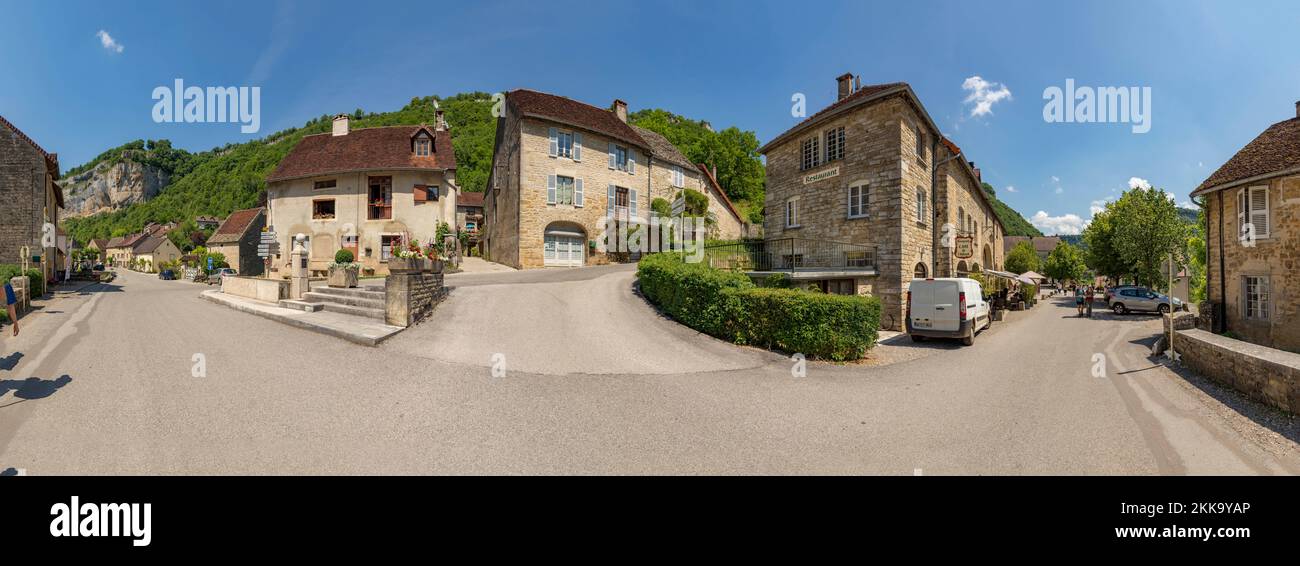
[158,269,176,280]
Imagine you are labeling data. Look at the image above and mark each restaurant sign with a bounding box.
[803,166,840,185]
[955,236,974,259]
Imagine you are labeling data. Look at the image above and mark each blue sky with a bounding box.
[3,0,1299,234]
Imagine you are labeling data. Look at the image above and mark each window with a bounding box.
[413,184,439,203]
[672,166,684,188]
[914,263,928,279]
[415,137,431,156]
[1237,186,1270,241]
[785,199,800,228]
[550,128,581,160]
[368,176,393,220]
[555,175,575,206]
[556,131,573,158]
[824,279,856,295]
[956,261,969,277]
[611,144,630,171]
[958,208,966,234]
[312,199,336,220]
[845,251,870,268]
[915,187,927,223]
[825,126,845,162]
[801,137,820,170]
[381,235,400,261]
[848,183,869,218]
[1244,276,1269,320]
[313,179,337,190]
[912,123,926,162]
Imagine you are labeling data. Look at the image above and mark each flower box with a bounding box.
[388,257,420,273]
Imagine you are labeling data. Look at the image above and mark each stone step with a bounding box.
[278,299,324,312]
[310,286,386,300]
[319,302,385,320]
[302,291,384,310]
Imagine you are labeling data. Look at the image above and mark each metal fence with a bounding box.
[705,238,878,273]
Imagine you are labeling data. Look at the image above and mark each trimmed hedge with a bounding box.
[637,254,882,361]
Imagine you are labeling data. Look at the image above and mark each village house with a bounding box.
[1003,235,1062,264]
[1191,100,1300,351]
[758,75,1006,331]
[456,190,484,255]
[132,232,182,272]
[85,238,109,263]
[265,113,458,276]
[0,114,64,283]
[206,207,265,275]
[483,89,747,269]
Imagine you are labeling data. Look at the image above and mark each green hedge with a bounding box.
[1,265,43,298]
[637,254,882,361]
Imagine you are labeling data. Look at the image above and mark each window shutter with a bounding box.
[628,151,636,174]
[575,178,584,207]
[547,174,556,205]
[607,184,616,217]
[608,143,616,169]
[548,127,558,157]
[630,189,638,217]
[574,133,582,161]
[414,184,428,203]
[1251,186,1270,238]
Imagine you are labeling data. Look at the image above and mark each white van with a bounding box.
[906,278,992,346]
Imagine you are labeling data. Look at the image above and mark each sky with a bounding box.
[3,0,1299,235]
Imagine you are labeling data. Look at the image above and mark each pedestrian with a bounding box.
[3,280,17,337]
[1075,285,1085,316]
[1085,286,1095,317]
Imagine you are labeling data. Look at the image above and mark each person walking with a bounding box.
[1075,285,1085,316]
[3,280,17,337]
[1085,286,1096,318]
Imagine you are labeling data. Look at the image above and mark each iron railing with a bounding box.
[705,238,878,273]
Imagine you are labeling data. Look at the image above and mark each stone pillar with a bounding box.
[385,270,447,327]
[289,234,309,299]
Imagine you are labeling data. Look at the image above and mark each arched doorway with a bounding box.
[913,262,928,279]
[982,244,993,270]
[544,222,586,267]
[956,260,969,277]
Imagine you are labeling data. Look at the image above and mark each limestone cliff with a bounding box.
[60,160,171,217]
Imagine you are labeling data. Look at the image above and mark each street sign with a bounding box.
[671,196,686,216]
[207,256,214,270]
[955,236,974,259]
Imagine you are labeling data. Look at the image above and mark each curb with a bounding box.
[200,290,394,347]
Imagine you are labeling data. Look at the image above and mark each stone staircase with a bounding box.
[295,286,386,320]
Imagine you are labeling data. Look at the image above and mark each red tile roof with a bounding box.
[266,125,455,183]
[207,207,264,244]
[1193,116,1300,195]
[458,191,484,208]
[507,89,649,150]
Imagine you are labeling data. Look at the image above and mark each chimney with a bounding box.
[332,114,350,136]
[1295,100,1299,118]
[837,73,854,100]
[968,161,981,180]
[435,109,447,131]
[612,99,628,123]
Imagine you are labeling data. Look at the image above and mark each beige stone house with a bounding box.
[1,114,64,283]
[1191,100,1300,351]
[206,207,265,275]
[758,75,1005,330]
[133,233,182,272]
[483,89,748,269]
[266,113,458,276]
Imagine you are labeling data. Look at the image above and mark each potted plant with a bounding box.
[424,245,444,273]
[388,236,422,273]
[328,249,360,288]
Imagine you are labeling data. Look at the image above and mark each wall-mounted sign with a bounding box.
[955,236,974,259]
[803,166,840,185]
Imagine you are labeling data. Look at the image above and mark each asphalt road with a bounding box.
[1,267,1296,475]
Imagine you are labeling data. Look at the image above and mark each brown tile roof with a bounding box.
[207,207,264,244]
[759,82,909,153]
[105,236,127,249]
[632,125,693,169]
[507,89,649,150]
[134,234,170,254]
[89,238,108,250]
[1193,116,1300,195]
[697,164,745,225]
[266,125,455,183]
[118,232,148,249]
[457,191,484,208]
[1004,236,1061,254]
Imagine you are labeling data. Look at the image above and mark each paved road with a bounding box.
[1,267,1296,475]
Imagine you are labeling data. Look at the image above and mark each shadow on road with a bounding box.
[0,375,73,407]
[1,467,21,476]
[0,352,23,371]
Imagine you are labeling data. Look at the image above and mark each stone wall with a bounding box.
[1174,328,1300,414]
[221,275,289,303]
[0,120,47,268]
[385,271,447,327]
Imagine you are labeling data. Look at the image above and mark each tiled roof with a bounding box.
[1194,116,1300,195]
[1004,236,1061,254]
[89,238,108,250]
[207,207,264,244]
[632,125,693,169]
[458,191,484,208]
[134,234,170,254]
[697,163,745,224]
[105,236,127,249]
[507,89,649,150]
[759,82,909,153]
[267,125,454,183]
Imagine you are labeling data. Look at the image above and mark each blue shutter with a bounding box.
[573,133,582,161]
[548,128,558,157]
[630,189,638,218]
[607,184,615,217]
[608,143,616,169]
[547,174,556,205]
[575,178,584,207]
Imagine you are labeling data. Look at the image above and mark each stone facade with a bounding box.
[1203,175,1300,351]
[761,85,1004,331]
[385,270,447,327]
[1175,327,1300,414]
[0,116,61,283]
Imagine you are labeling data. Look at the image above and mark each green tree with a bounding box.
[1108,186,1185,287]
[1004,241,1040,274]
[1082,208,1124,281]
[1043,242,1087,283]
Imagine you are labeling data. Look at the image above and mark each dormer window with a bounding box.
[415,135,432,156]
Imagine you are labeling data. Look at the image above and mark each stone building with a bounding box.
[1191,100,1300,351]
[1003,236,1062,264]
[759,75,1005,330]
[0,114,64,283]
[206,207,266,275]
[483,89,748,269]
[265,113,458,276]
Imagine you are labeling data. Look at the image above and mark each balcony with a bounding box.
[705,238,878,277]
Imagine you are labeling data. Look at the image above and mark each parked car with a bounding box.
[906,277,992,346]
[1105,285,1143,305]
[208,268,237,285]
[1110,287,1183,315]
[93,263,104,271]
[158,269,176,280]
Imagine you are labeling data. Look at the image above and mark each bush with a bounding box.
[24,269,44,297]
[334,249,355,264]
[637,253,752,337]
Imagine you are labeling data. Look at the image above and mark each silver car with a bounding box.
[1110,287,1183,314]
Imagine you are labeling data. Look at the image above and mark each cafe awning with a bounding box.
[1020,271,1047,281]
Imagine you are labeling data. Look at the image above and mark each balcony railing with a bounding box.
[705,238,878,273]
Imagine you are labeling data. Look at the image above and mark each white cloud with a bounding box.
[1198,161,1204,168]
[962,76,1012,117]
[1055,186,1064,195]
[1090,198,1112,217]
[1128,177,1151,190]
[1005,185,1017,193]
[1030,211,1087,236]
[96,30,124,53]
[1051,176,1060,183]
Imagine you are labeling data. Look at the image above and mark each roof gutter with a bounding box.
[1191,165,1300,197]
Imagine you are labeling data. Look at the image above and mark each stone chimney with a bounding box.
[837,73,854,100]
[968,161,981,180]
[332,114,350,136]
[435,109,447,131]
[1295,100,1299,118]
[612,99,628,123]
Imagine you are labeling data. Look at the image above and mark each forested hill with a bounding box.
[981,183,1044,237]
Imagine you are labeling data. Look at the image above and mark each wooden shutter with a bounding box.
[547,175,556,205]
[573,133,582,161]
[414,184,428,202]
[575,178,584,207]
[548,127,558,157]
[1250,186,1270,238]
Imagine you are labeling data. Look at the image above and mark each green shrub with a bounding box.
[727,287,880,361]
[24,269,44,297]
[334,249,355,264]
[762,273,792,288]
[637,253,752,337]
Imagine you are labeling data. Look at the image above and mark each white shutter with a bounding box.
[573,133,582,161]
[547,174,556,205]
[628,151,636,174]
[630,189,638,218]
[575,178,584,207]
[548,127,558,157]
[1237,189,1246,231]
[607,184,616,217]
[608,143,616,169]
[1250,185,1270,238]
